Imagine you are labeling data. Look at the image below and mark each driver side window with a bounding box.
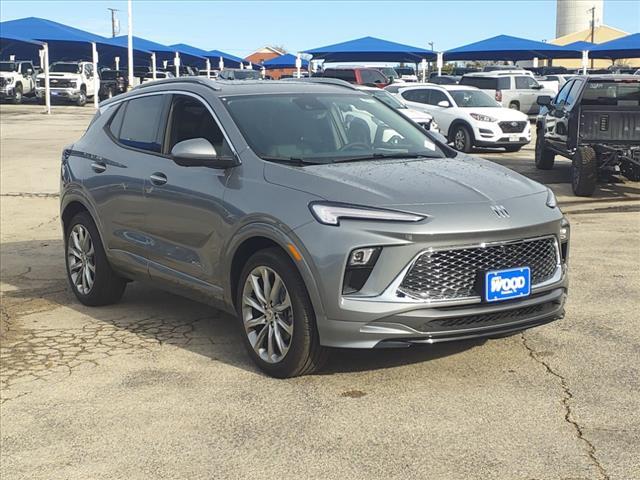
[166,94,232,156]
[554,80,574,105]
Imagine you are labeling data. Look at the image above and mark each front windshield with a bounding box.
[50,63,80,73]
[101,70,121,80]
[222,93,442,163]
[0,62,17,72]
[450,89,500,108]
[371,89,406,109]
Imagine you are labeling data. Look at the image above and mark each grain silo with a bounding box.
[556,0,603,38]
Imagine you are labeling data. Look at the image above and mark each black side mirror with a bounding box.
[170,138,239,169]
[537,95,552,106]
[532,84,543,90]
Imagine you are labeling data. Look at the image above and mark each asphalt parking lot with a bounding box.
[1,104,639,480]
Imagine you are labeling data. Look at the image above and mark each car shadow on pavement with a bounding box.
[1,239,484,378]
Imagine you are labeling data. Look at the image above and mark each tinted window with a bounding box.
[324,69,356,83]
[401,89,430,104]
[459,76,498,90]
[515,76,538,89]
[118,95,167,152]
[20,63,32,74]
[360,69,386,84]
[427,89,449,106]
[167,95,232,156]
[108,103,126,138]
[564,80,584,108]
[581,80,640,106]
[554,80,574,105]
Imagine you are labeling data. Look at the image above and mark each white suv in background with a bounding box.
[396,84,531,152]
[357,86,439,132]
[459,71,555,115]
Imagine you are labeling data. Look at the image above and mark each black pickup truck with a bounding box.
[535,75,640,196]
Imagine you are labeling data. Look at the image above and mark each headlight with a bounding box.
[470,113,497,122]
[309,202,425,226]
[5,77,14,84]
[546,188,558,209]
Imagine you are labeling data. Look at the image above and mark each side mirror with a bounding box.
[170,138,238,169]
[437,100,451,108]
[26,68,33,75]
[537,95,552,106]
[532,84,543,90]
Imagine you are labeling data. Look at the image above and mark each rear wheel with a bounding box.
[65,211,126,306]
[451,124,473,153]
[535,131,555,170]
[237,248,328,378]
[571,146,597,196]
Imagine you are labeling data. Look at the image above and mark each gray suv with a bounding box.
[61,78,570,377]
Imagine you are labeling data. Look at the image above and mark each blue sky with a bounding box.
[1,0,638,56]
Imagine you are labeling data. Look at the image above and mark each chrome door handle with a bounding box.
[91,162,106,173]
[150,173,167,186]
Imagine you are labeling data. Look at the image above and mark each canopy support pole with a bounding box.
[219,57,224,71]
[175,52,180,77]
[115,56,120,70]
[437,52,443,77]
[206,58,211,79]
[127,0,134,90]
[421,58,427,82]
[92,42,99,109]
[582,50,589,75]
[43,43,50,115]
[151,53,157,81]
[296,54,302,79]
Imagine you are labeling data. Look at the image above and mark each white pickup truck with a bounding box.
[0,60,37,104]
[36,61,97,106]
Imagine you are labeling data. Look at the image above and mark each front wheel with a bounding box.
[65,211,127,306]
[450,125,473,153]
[12,85,23,104]
[76,89,87,107]
[237,248,327,378]
[535,131,555,170]
[571,146,597,196]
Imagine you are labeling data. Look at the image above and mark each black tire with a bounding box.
[571,146,597,196]
[504,145,522,152]
[12,84,23,104]
[450,124,473,153]
[535,130,555,170]
[76,88,87,107]
[236,248,328,378]
[65,211,126,306]
[509,102,520,111]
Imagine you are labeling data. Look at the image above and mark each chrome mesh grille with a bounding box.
[499,121,527,133]
[399,237,558,300]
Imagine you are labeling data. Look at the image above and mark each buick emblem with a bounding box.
[491,205,510,218]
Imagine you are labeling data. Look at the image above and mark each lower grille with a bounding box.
[0,78,7,87]
[49,79,75,88]
[425,303,546,330]
[399,237,559,300]
[499,121,527,133]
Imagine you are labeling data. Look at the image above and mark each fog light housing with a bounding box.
[343,247,381,294]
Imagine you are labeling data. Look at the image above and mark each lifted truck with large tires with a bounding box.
[0,60,37,104]
[535,75,640,196]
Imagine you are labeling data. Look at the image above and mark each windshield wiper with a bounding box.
[260,156,324,166]
[331,152,435,163]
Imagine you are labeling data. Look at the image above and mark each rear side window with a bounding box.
[459,76,498,90]
[325,69,356,83]
[118,95,167,152]
[515,76,538,89]
[108,103,126,137]
[360,69,386,85]
[401,89,430,104]
[427,89,449,105]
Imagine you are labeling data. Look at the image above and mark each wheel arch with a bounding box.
[447,119,475,142]
[223,223,327,323]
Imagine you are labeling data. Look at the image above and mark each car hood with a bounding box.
[264,154,546,212]
[462,107,528,121]
[36,73,80,79]
[400,108,433,122]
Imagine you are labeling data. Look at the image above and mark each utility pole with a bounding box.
[588,5,595,68]
[108,8,120,38]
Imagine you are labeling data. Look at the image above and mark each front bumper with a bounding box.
[1,86,16,99]
[292,201,568,349]
[36,87,82,100]
[472,121,531,147]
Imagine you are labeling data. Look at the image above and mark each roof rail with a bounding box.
[280,77,358,90]
[134,76,221,91]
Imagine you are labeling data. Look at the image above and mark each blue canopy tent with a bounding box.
[304,36,436,62]
[562,41,596,51]
[444,35,581,61]
[0,34,44,61]
[206,49,245,69]
[105,35,205,68]
[0,17,147,66]
[588,33,640,60]
[262,54,309,70]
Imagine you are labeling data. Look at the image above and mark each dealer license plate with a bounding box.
[485,267,531,302]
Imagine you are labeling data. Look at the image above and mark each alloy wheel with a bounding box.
[454,129,466,150]
[67,224,96,295]
[242,266,294,363]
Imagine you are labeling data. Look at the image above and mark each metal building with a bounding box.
[556,0,603,38]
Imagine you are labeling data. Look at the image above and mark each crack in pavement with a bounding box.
[521,333,610,480]
[0,192,59,198]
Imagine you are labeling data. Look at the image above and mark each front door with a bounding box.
[141,92,233,297]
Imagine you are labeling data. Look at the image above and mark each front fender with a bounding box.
[221,220,327,324]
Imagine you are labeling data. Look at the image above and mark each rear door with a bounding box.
[515,76,541,113]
